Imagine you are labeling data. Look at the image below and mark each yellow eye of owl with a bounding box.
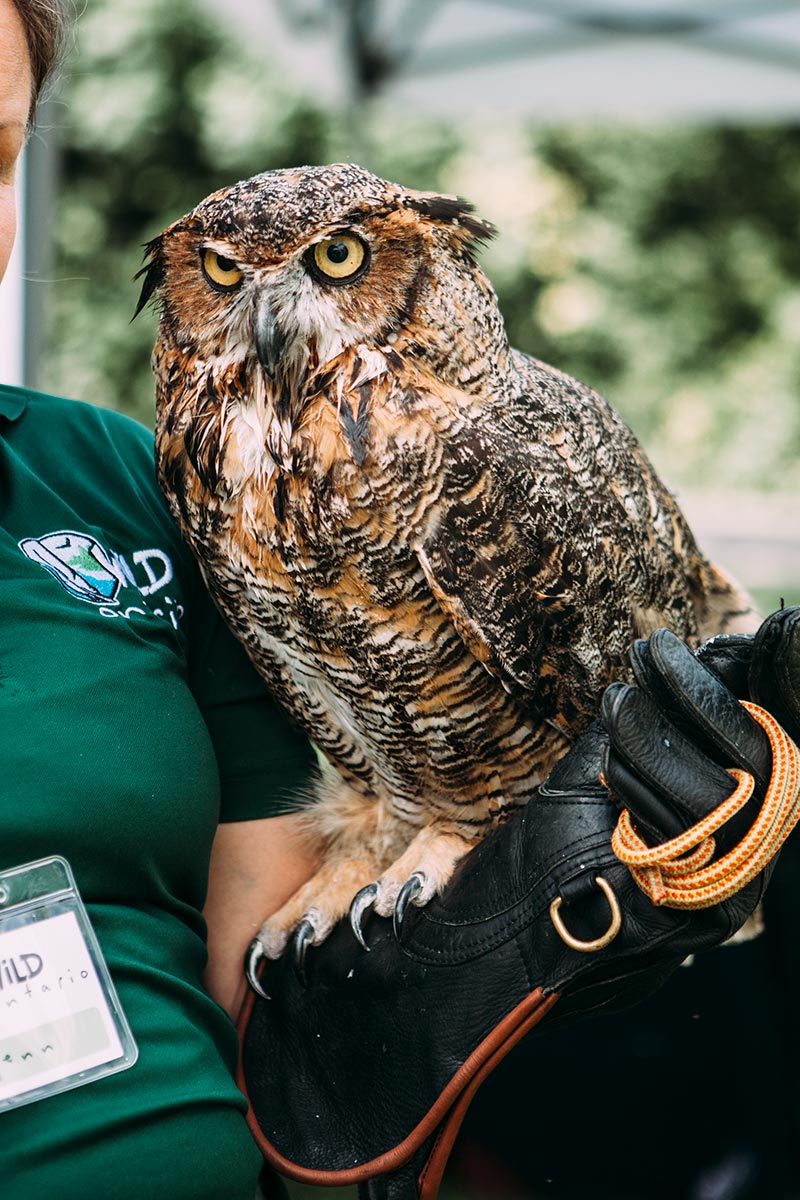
[201,249,243,291]
[312,235,367,282]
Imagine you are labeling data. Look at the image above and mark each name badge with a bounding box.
[0,856,137,1110]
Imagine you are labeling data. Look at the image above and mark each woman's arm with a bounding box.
[203,812,319,1020]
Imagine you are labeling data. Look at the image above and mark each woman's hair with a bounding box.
[11,0,69,122]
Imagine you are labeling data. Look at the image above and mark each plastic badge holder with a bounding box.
[0,856,137,1111]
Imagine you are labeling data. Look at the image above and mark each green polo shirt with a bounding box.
[0,384,316,1197]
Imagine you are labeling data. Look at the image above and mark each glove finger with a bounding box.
[602,750,686,844]
[693,633,753,697]
[602,682,748,842]
[629,628,770,793]
[750,606,800,746]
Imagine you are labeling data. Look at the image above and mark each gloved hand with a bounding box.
[239,607,800,1200]
[606,627,771,848]
[604,614,800,918]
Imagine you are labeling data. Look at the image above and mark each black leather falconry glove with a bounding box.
[240,608,800,1200]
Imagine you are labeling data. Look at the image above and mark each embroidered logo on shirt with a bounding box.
[18,531,183,628]
[19,532,124,605]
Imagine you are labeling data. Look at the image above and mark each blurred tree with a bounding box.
[517,126,800,492]
[43,0,339,424]
[44,0,800,497]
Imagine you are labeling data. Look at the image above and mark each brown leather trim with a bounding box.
[416,990,559,1199]
[236,985,559,1187]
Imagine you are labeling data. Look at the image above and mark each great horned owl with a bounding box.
[140,163,756,969]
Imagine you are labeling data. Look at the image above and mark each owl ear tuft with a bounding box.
[404,192,496,258]
[132,235,165,321]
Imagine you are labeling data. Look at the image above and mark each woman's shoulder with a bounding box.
[6,384,159,487]
[15,385,153,446]
[2,384,190,553]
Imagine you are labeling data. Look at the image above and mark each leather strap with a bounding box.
[236,985,559,1189]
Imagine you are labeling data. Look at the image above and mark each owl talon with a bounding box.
[291,918,316,984]
[349,882,379,951]
[393,872,426,939]
[245,938,271,1001]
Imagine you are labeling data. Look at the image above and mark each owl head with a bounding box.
[137,163,505,397]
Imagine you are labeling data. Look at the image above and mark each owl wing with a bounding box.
[405,351,711,731]
[415,508,546,699]
[408,395,564,719]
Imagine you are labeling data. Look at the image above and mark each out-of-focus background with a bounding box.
[2,0,799,614]
[4,5,800,1195]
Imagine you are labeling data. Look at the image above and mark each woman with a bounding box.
[1,3,319,1195]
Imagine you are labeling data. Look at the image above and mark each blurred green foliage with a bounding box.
[43,0,800,495]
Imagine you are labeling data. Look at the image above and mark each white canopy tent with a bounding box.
[6,0,800,390]
[220,0,800,121]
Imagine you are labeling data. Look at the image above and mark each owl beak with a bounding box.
[254,295,288,378]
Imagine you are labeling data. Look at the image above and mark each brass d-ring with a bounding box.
[549,875,622,953]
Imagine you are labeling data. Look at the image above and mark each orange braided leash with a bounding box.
[612,702,800,909]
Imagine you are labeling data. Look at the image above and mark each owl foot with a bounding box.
[246,914,320,998]
[245,829,477,996]
[349,871,427,948]
[247,856,380,993]
[348,827,476,948]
